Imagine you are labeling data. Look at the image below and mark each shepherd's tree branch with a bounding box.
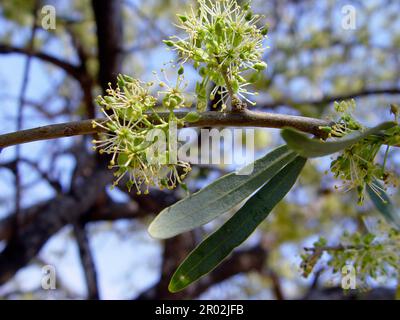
[0,110,332,149]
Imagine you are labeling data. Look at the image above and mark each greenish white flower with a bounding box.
[92,74,191,194]
[165,0,268,110]
[154,68,190,110]
[328,101,399,204]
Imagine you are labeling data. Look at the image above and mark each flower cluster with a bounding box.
[327,100,399,204]
[154,67,190,110]
[91,1,270,194]
[330,100,363,137]
[92,74,192,194]
[301,224,400,284]
[164,0,268,111]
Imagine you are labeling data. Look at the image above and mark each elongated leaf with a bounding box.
[367,180,400,229]
[281,122,396,158]
[149,145,297,239]
[169,156,306,292]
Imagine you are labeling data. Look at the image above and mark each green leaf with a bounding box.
[367,180,400,229]
[169,156,306,292]
[281,122,396,158]
[148,145,297,239]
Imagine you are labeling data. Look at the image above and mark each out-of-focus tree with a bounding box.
[0,0,399,300]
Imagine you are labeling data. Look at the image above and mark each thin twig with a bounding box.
[304,245,363,252]
[15,0,40,227]
[0,110,333,149]
[73,221,100,300]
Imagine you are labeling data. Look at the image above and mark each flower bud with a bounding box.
[245,12,252,21]
[253,62,267,71]
[177,14,188,23]
[261,24,269,36]
[163,40,175,47]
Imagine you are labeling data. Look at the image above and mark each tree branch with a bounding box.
[0,43,96,119]
[0,158,62,192]
[0,185,175,285]
[0,110,332,149]
[0,44,82,80]
[92,0,123,90]
[73,221,100,300]
[259,87,400,109]
[14,0,40,226]
[0,168,112,285]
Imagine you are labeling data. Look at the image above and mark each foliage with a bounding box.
[281,121,396,159]
[149,145,297,239]
[282,101,400,223]
[301,223,400,285]
[330,101,400,204]
[169,156,306,292]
